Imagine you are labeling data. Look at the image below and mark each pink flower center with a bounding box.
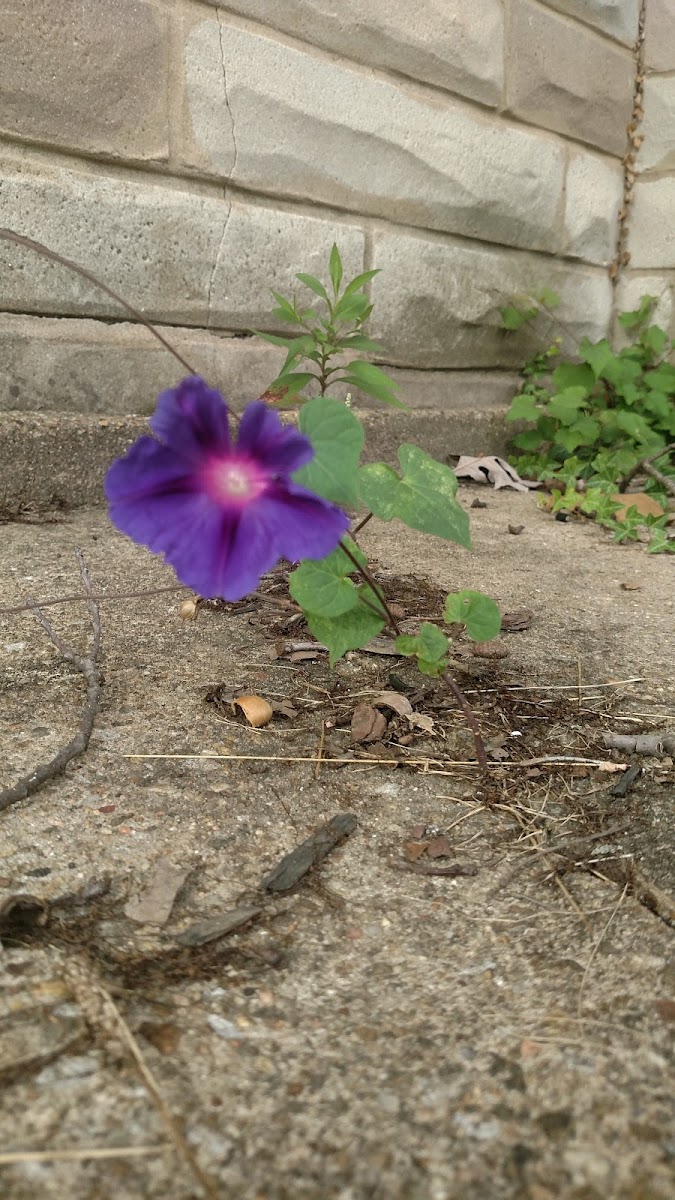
[202,456,266,506]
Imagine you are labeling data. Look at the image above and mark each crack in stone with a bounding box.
[207,11,238,328]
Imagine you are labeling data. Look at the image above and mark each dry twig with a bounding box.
[0,551,102,814]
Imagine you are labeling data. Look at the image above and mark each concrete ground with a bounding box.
[1,494,674,1200]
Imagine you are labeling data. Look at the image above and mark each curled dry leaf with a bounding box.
[406,712,436,734]
[471,640,509,659]
[373,691,413,718]
[620,582,641,592]
[425,835,454,859]
[234,695,274,728]
[351,704,388,744]
[271,699,299,720]
[453,455,539,492]
[179,599,199,621]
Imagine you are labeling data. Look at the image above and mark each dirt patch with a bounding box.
[0,496,673,1199]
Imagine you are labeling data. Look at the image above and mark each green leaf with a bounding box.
[358,446,471,548]
[551,363,594,393]
[294,396,365,504]
[289,544,362,619]
[341,360,403,408]
[500,305,531,332]
[512,429,546,451]
[615,409,658,444]
[547,387,589,425]
[618,295,655,330]
[335,334,384,353]
[340,269,379,298]
[328,244,343,295]
[269,371,316,398]
[305,587,386,665]
[538,287,560,309]
[270,291,301,325]
[296,273,329,303]
[644,362,675,393]
[443,590,501,642]
[508,394,541,422]
[394,624,448,673]
[579,338,615,380]
[255,330,296,348]
[642,390,672,423]
[641,325,668,357]
[332,292,371,324]
[555,416,600,453]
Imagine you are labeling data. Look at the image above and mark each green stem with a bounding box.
[338,540,401,636]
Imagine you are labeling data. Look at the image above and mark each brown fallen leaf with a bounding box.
[124,860,189,926]
[501,608,534,631]
[453,455,539,492]
[373,691,413,718]
[271,699,299,719]
[406,712,436,734]
[620,582,641,592]
[472,640,509,659]
[611,492,665,521]
[508,524,525,535]
[138,1021,183,1055]
[351,704,388,744]
[425,835,454,859]
[391,860,478,878]
[403,841,428,862]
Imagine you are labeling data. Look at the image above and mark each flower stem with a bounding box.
[338,540,401,635]
[443,671,489,777]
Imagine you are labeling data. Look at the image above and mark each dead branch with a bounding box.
[616,443,675,493]
[603,731,675,756]
[0,550,102,814]
[260,813,357,892]
[443,671,489,776]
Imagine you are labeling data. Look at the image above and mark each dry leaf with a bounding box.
[425,836,454,859]
[501,608,533,631]
[653,999,675,1023]
[373,691,413,717]
[138,1021,183,1055]
[234,695,274,727]
[406,712,436,734]
[403,841,428,862]
[361,636,401,656]
[351,704,388,744]
[271,699,299,719]
[179,599,199,621]
[472,640,509,659]
[453,456,539,492]
[124,860,189,926]
[508,524,525,535]
[620,582,641,592]
[611,492,665,521]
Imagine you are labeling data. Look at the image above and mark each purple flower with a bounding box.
[105,377,349,600]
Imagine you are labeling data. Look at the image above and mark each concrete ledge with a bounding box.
[0,405,512,515]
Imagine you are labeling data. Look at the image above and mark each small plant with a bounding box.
[255,244,402,407]
[501,291,675,552]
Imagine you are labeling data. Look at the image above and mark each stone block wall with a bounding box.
[0,0,663,422]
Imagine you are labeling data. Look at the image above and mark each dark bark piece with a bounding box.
[176,905,264,947]
[609,764,642,797]
[261,813,358,893]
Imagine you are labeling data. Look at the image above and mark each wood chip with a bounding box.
[176,905,264,947]
[124,860,189,926]
[390,860,478,878]
[260,813,357,893]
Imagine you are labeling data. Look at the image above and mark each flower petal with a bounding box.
[242,482,349,566]
[236,400,314,474]
[104,436,197,507]
[150,377,231,464]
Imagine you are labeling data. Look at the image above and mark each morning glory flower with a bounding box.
[105,376,349,600]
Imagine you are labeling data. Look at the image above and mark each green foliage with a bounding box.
[395,622,449,677]
[255,244,401,408]
[358,446,471,547]
[443,591,502,642]
[293,395,364,505]
[289,540,387,665]
[503,293,675,553]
